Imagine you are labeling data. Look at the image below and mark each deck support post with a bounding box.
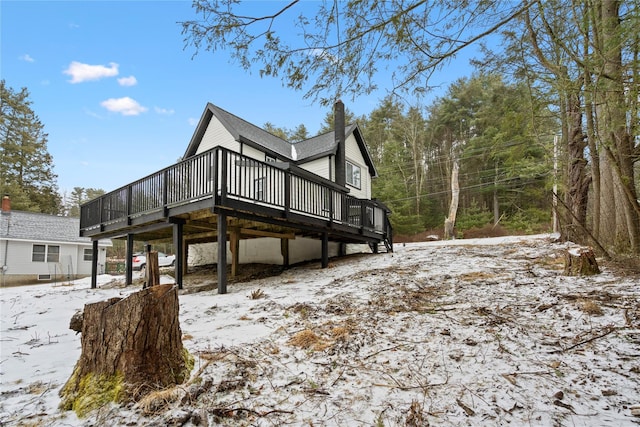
[281,238,290,267]
[230,227,240,278]
[217,213,228,294]
[90,240,98,289]
[173,222,184,289]
[125,233,134,286]
[321,232,329,269]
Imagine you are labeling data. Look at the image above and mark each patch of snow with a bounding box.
[1,234,638,426]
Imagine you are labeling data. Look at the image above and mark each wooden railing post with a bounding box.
[211,149,218,202]
[284,171,291,216]
[126,185,132,224]
[162,169,169,217]
[329,188,334,225]
[220,149,228,204]
[98,197,104,230]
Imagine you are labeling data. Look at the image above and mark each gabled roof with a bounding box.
[183,103,378,177]
[0,211,111,245]
[294,124,378,177]
[183,103,292,160]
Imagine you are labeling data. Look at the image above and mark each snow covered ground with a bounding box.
[1,234,639,426]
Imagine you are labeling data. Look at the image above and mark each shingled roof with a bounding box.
[0,211,110,245]
[183,103,377,177]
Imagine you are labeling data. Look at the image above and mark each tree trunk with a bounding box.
[596,0,640,253]
[444,160,459,239]
[145,250,160,288]
[60,284,191,416]
[564,90,590,244]
[493,162,500,224]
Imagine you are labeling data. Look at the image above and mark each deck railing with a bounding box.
[80,147,391,239]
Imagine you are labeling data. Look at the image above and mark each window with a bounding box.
[32,244,60,263]
[265,155,276,162]
[83,248,93,261]
[255,177,265,201]
[32,245,46,262]
[346,161,361,189]
[47,245,60,263]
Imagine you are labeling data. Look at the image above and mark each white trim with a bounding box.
[0,237,111,246]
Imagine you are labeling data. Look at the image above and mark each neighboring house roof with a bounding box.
[0,211,111,246]
[183,103,378,177]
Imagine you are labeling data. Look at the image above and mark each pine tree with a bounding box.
[64,187,105,217]
[0,80,61,214]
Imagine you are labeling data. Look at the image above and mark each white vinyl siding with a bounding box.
[196,117,239,154]
[299,157,331,180]
[242,144,267,161]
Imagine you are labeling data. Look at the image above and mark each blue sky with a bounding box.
[2,0,476,196]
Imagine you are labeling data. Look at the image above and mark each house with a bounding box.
[0,196,111,287]
[80,101,392,293]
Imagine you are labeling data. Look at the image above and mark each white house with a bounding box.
[0,196,111,287]
[180,101,382,267]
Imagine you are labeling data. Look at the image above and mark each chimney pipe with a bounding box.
[334,100,346,187]
[1,195,10,215]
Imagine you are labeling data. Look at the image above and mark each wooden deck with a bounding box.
[80,146,393,292]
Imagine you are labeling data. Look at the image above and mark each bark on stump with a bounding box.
[145,250,160,288]
[564,247,601,276]
[60,284,192,416]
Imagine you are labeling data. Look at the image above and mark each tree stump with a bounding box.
[60,284,192,416]
[145,250,160,288]
[564,247,600,276]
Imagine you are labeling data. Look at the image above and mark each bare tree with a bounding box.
[181,1,531,105]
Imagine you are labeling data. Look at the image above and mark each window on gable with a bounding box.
[346,161,361,189]
[83,248,93,261]
[32,245,46,262]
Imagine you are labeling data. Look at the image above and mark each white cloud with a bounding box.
[118,76,137,87]
[100,97,147,116]
[19,54,35,62]
[154,106,175,115]
[188,117,198,126]
[64,61,119,83]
